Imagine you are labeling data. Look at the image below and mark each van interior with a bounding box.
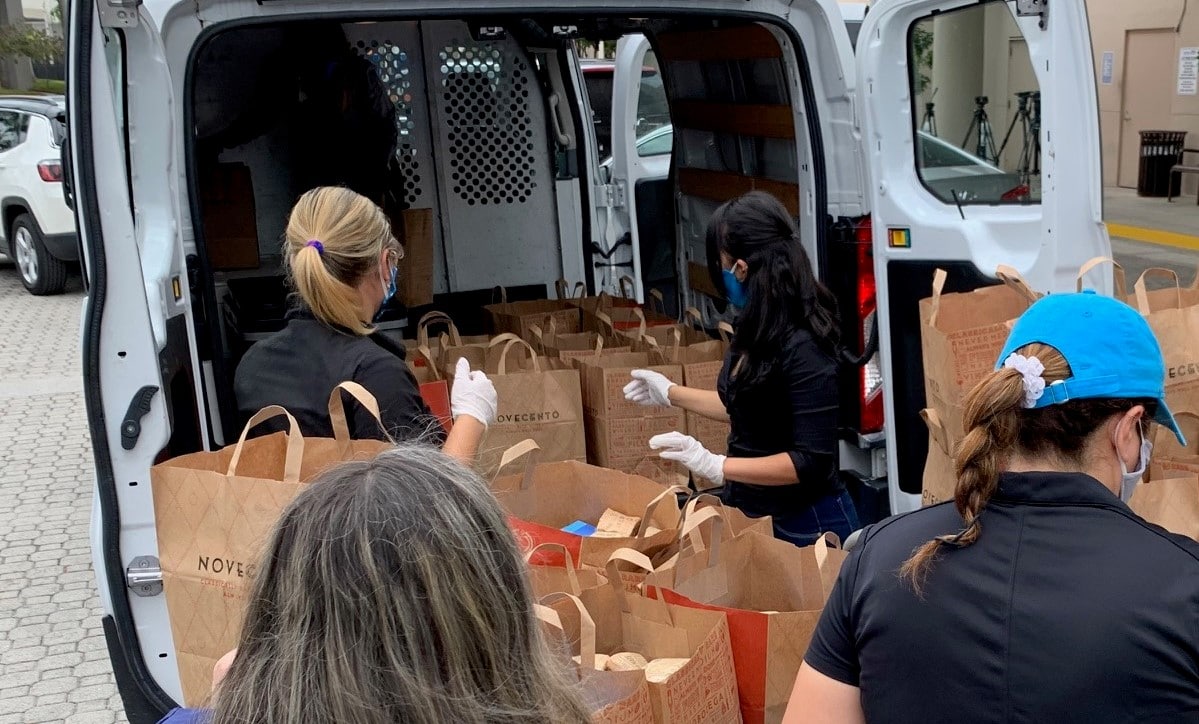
[183,14,872,469]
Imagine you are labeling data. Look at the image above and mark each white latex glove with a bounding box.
[451,357,498,428]
[650,432,726,486]
[623,369,675,407]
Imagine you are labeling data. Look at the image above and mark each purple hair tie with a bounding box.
[306,240,325,256]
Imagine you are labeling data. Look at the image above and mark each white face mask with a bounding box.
[1116,424,1152,503]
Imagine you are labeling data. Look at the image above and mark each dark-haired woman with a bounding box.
[625,191,859,546]
[785,291,1199,723]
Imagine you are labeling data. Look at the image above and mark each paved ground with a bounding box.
[0,267,127,723]
[1107,186,1199,288]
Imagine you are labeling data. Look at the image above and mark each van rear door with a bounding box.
[858,0,1109,513]
[69,0,200,716]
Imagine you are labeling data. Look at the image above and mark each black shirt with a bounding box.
[805,472,1199,723]
[234,310,443,443]
[717,327,841,517]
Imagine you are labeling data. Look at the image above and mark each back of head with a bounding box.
[705,191,841,374]
[902,291,1183,592]
[284,186,398,336]
[213,445,590,724]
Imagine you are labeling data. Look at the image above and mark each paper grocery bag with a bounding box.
[537,593,656,724]
[569,550,743,724]
[531,316,632,363]
[404,310,489,375]
[404,345,453,433]
[1130,473,1199,540]
[525,543,607,601]
[644,514,846,724]
[485,285,582,340]
[492,441,685,569]
[150,385,392,704]
[1131,269,1199,416]
[577,352,683,419]
[920,408,958,506]
[466,335,587,478]
[919,266,1040,424]
[1149,412,1199,481]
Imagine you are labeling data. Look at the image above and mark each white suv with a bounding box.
[0,95,76,295]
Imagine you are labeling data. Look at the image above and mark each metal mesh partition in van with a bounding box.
[652,24,799,308]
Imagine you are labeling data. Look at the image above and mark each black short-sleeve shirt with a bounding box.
[717,327,841,516]
[234,311,443,443]
[805,472,1199,723]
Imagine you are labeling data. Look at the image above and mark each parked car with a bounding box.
[580,58,670,158]
[606,124,1029,204]
[0,95,76,295]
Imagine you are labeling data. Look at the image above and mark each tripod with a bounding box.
[920,89,939,137]
[997,90,1041,183]
[961,96,998,164]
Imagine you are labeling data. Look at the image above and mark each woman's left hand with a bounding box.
[650,432,726,485]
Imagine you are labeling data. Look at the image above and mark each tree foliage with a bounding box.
[912,26,935,94]
[0,28,64,65]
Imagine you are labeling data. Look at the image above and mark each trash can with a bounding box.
[1138,130,1187,197]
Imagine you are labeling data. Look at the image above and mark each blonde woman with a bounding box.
[160,445,592,724]
[234,186,495,462]
[786,291,1199,723]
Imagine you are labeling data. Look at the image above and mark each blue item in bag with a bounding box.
[561,520,597,536]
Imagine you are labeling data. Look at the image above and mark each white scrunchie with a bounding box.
[1003,353,1046,409]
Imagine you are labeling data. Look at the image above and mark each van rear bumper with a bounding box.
[43,231,79,262]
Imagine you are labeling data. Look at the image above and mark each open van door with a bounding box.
[601,34,674,308]
[69,0,202,717]
[857,0,1109,513]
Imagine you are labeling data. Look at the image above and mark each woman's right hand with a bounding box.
[451,358,498,427]
[623,369,675,407]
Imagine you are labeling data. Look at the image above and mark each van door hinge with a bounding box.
[1015,0,1047,29]
[126,556,163,597]
[595,181,626,209]
[98,0,141,28]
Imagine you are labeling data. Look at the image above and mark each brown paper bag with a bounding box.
[404,311,489,374]
[919,408,958,507]
[1130,269,1199,417]
[468,336,587,478]
[919,266,1040,426]
[644,514,845,724]
[485,285,583,340]
[396,208,435,307]
[150,384,392,704]
[531,316,632,363]
[1129,472,1199,540]
[1149,412,1199,481]
[493,441,685,569]
[537,593,656,724]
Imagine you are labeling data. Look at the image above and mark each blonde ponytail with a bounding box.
[283,187,400,336]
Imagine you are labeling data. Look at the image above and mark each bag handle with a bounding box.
[678,505,728,568]
[592,335,605,357]
[604,548,669,619]
[649,288,666,317]
[994,265,1040,306]
[327,382,385,444]
[491,285,510,306]
[1134,268,1184,313]
[596,311,618,337]
[814,531,842,571]
[494,439,541,491]
[537,593,598,670]
[1076,256,1127,298]
[525,543,582,595]
[928,269,948,327]
[637,485,688,543]
[496,337,541,374]
[415,345,442,381]
[919,407,952,457]
[619,275,637,301]
[632,307,648,340]
[228,405,304,483]
[684,307,705,332]
[415,311,462,348]
[717,321,734,345]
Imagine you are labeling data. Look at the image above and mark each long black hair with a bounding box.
[706,191,841,383]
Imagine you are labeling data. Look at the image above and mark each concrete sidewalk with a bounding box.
[1105,186,1199,248]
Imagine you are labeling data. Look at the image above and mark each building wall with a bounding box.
[1087,0,1199,189]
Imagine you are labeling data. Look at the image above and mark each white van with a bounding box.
[68,0,1107,717]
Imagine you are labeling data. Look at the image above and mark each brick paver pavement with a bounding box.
[0,268,128,723]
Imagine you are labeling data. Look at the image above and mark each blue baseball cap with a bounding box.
[996,290,1185,445]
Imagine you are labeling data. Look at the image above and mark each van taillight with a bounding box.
[855,217,884,433]
[37,160,63,183]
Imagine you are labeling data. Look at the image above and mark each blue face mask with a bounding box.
[376,265,398,321]
[722,268,748,308]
